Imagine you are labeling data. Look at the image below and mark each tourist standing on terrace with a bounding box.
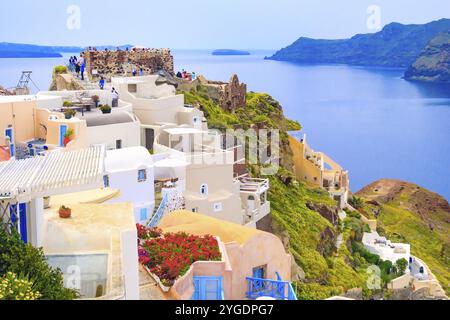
[99,77,105,90]
[139,68,144,76]
[79,54,86,81]
[68,57,74,72]
[191,72,197,81]
[111,88,119,108]
[132,68,137,77]
[75,61,81,78]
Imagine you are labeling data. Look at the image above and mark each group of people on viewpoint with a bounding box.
[69,55,86,81]
[176,69,196,81]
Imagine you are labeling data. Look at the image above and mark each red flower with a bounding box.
[137,230,221,285]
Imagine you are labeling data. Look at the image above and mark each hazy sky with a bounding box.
[0,0,448,49]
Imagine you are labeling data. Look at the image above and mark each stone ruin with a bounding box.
[83,47,174,81]
[0,85,12,96]
[177,74,247,112]
[220,74,247,112]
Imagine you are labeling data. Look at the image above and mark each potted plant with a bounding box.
[64,109,76,120]
[99,104,112,114]
[58,205,72,219]
[63,128,74,147]
[91,95,100,108]
[63,100,73,107]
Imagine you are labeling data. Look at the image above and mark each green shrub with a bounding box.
[349,196,364,209]
[0,272,41,300]
[0,228,78,300]
[54,65,68,74]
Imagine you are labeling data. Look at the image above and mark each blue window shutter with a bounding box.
[140,208,148,221]
[59,125,68,147]
[103,175,110,188]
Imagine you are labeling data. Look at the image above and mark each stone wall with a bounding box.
[83,48,174,81]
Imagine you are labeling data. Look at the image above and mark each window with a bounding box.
[200,184,208,196]
[252,266,267,279]
[193,116,200,125]
[138,169,147,182]
[140,208,148,221]
[213,202,223,213]
[116,139,122,149]
[103,175,110,188]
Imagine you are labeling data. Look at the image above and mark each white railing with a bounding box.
[239,178,269,194]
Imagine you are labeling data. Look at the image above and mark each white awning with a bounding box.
[0,146,105,201]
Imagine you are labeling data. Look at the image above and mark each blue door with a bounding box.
[192,276,223,300]
[19,203,28,243]
[5,127,13,141]
[59,125,68,147]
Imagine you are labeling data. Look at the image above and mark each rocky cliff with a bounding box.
[182,84,372,299]
[49,66,85,91]
[405,31,450,83]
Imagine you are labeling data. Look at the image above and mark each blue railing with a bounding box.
[147,194,169,228]
[288,283,297,300]
[246,276,297,300]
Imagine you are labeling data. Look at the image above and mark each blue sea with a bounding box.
[1,50,449,200]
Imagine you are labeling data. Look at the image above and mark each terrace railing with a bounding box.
[147,194,169,228]
[239,178,269,194]
[246,275,297,300]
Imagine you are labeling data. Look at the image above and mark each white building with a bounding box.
[104,146,155,224]
[0,146,139,300]
[362,231,411,264]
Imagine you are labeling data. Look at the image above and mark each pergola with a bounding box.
[0,146,106,236]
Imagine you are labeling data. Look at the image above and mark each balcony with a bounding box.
[239,178,269,195]
[246,273,297,300]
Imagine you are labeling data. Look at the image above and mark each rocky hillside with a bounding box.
[404,31,450,83]
[181,83,370,299]
[267,19,450,68]
[357,179,450,295]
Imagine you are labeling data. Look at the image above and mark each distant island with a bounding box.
[267,18,450,83]
[212,49,251,56]
[0,43,134,58]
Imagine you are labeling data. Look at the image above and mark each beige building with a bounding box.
[290,134,349,208]
[159,211,294,300]
[0,95,88,158]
